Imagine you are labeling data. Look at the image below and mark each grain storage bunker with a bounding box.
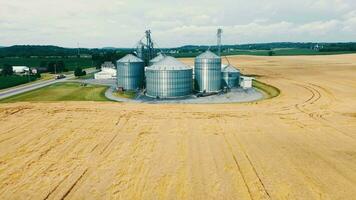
[149,53,165,66]
[194,50,222,92]
[117,54,145,90]
[222,64,240,88]
[146,56,193,98]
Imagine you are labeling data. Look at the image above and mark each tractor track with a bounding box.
[41,115,133,199]
[60,169,88,200]
[295,84,354,139]
[217,117,271,200]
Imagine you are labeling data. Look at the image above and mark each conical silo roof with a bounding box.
[196,50,220,59]
[117,54,143,63]
[148,56,191,71]
[222,64,240,73]
[150,53,165,63]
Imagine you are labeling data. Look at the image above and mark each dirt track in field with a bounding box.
[0,54,356,199]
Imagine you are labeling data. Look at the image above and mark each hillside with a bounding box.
[0,45,93,57]
[1,43,356,58]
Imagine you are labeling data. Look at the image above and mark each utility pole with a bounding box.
[217,28,223,56]
[77,42,80,57]
[77,42,80,71]
[27,69,31,83]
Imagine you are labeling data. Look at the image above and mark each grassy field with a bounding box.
[0,57,93,71]
[37,73,55,81]
[253,79,280,99]
[0,82,109,103]
[75,72,95,80]
[113,90,137,99]
[0,75,39,90]
[0,73,56,92]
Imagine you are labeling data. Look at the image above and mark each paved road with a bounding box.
[0,68,97,100]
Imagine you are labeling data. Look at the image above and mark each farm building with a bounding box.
[95,62,116,80]
[112,30,256,99]
[12,66,30,74]
[240,76,254,89]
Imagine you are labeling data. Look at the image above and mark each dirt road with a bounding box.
[0,54,355,199]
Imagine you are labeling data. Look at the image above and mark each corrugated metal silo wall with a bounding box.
[222,72,240,88]
[146,69,193,98]
[117,62,144,90]
[194,58,222,92]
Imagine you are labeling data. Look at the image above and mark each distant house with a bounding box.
[94,62,117,80]
[12,66,30,74]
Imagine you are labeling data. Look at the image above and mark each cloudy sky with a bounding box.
[0,0,355,48]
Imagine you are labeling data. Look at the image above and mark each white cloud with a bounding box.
[0,0,355,47]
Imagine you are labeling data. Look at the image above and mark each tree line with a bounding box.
[319,43,356,52]
[39,61,67,73]
[0,45,132,58]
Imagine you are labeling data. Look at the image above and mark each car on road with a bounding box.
[55,74,66,80]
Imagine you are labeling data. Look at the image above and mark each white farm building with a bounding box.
[12,66,30,73]
[94,62,117,80]
[240,76,254,89]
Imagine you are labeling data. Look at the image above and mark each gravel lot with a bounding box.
[80,78,263,104]
[104,86,263,104]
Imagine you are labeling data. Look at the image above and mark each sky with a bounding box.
[0,0,355,48]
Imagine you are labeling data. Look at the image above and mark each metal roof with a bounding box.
[148,56,192,71]
[222,64,240,73]
[196,50,220,59]
[12,66,28,68]
[150,53,165,63]
[117,54,143,63]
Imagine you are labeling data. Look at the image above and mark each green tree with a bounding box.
[57,61,66,72]
[47,61,56,73]
[74,67,86,77]
[268,51,275,56]
[40,61,48,68]
[1,64,14,76]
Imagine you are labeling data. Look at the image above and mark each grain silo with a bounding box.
[117,54,145,90]
[194,50,222,92]
[146,56,192,98]
[149,53,165,66]
[222,64,240,88]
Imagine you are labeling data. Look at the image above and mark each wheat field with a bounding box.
[0,54,355,199]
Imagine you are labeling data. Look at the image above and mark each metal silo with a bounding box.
[146,56,193,98]
[222,64,240,88]
[194,50,222,92]
[149,53,165,66]
[117,54,144,90]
